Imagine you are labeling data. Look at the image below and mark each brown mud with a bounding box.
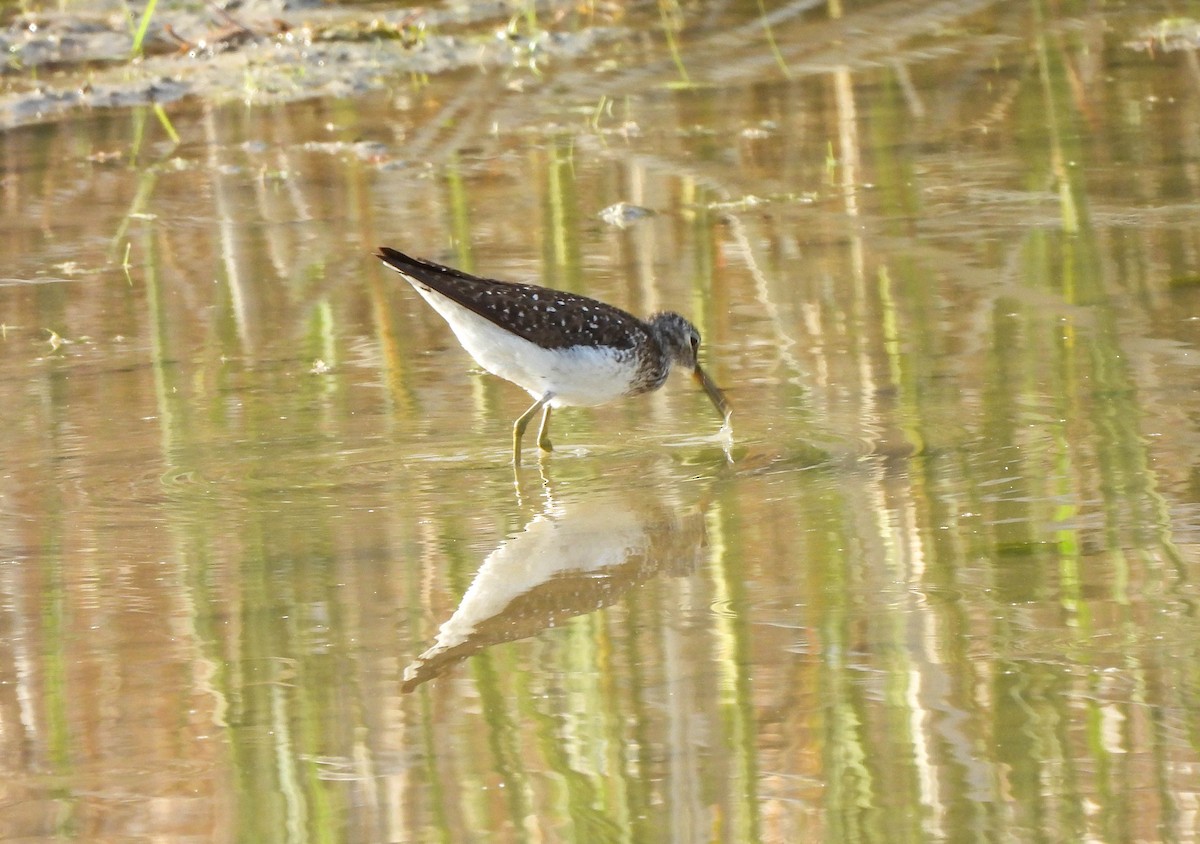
[0,0,626,129]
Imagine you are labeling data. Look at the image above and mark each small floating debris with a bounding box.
[740,120,777,140]
[706,194,766,212]
[301,140,390,161]
[598,202,655,229]
[1126,18,1200,53]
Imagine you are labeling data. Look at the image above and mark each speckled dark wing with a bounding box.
[377,247,650,351]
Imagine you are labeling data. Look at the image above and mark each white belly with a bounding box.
[413,284,635,407]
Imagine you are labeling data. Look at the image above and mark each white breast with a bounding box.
[412,283,637,407]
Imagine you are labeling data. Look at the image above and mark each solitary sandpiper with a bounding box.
[376,247,731,463]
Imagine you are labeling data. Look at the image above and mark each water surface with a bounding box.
[2,0,1200,841]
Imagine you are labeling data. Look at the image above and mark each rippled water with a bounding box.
[3,0,1200,841]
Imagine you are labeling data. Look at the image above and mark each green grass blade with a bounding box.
[130,0,158,57]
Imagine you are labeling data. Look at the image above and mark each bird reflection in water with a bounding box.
[401,486,710,692]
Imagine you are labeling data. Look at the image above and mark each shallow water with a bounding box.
[3,0,1200,841]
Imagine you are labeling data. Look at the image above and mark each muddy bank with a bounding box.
[0,0,627,129]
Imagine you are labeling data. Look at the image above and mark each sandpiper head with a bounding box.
[649,312,703,369]
[649,312,731,421]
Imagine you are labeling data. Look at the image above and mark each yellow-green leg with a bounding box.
[512,393,552,465]
[537,405,554,452]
